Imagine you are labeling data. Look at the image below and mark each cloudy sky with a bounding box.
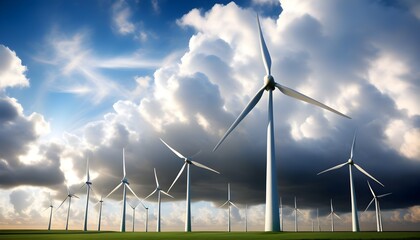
[0,0,419,232]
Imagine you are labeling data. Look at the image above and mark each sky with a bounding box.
[0,0,419,232]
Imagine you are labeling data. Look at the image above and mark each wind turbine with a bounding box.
[317,208,320,231]
[219,183,239,232]
[81,157,92,231]
[143,205,149,232]
[104,148,142,232]
[292,197,303,232]
[365,181,391,232]
[161,138,220,232]
[327,199,341,232]
[128,200,146,232]
[317,132,384,232]
[57,187,79,230]
[212,15,350,232]
[144,168,174,232]
[95,196,104,231]
[45,193,53,231]
[245,204,248,232]
[279,197,283,231]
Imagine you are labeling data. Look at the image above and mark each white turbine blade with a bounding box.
[364,198,375,212]
[72,194,79,199]
[213,86,265,152]
[190,150,202,159]
[154,168,159,187]
[128,202,134,209]
[219,200,229,208]
[326,212,332,218]
[104,182,123,200]
[334,212,341,219]
[275,83,351,119]
[168,162,187,192]
[86,157,90,182]
[126,184,143,201]
[56,196,68,210]
[354,164,384,187]
[79,183,86,190]
[160,138,186,159]
[230,201,240,210]
[123,148,126,178]
[378,193,392,198]
[257,14,271,75]
[367,181,376,197]
[144,189,157,201]
[350,131,357,159]
[317,162,347,175]
[191,160,220,174]
[160,190,174,198]
[138,200,147,209]
[297,209,304,215]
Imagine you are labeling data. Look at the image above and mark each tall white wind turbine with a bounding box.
[292,197,303,232]
[96,196,104,231]
[279,197,283,230]
[128,200,145,232]
[81,157,92,231]
[143,205,149,232]
[161,138,220,232]
[104,148,142,232]
[327,199,341,232]
[317,132,383,232]
[365,181,391,232]
[144,168,174,232]
[46,193,53,231]
[219,183,239,232]
[245,204,248,232]
[213,15,350,232]
[57,187,79,230]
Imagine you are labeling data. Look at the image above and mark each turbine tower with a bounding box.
[365,181,391,232]
[161,138,220,232]
[327,199,341,232]
[213,15,350,232]
[317,208,320,231]
[318,132,383,232]
[46,193,53,231]
[82,157,92,231]
[128,201,145,232]
[144,205,149,232]
[96,196,104,231]
[104,148,142,232]
[57,187,79,230]
[292,197,303,232]
[245,204,248,232]
[219,183,239,232]
[279,197,283,230]
[144,168,174,232]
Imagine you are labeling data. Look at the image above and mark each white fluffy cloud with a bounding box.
[0,45,29,89]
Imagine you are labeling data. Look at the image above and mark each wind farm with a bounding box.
[0,0,419,238]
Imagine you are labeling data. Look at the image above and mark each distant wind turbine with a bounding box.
[213,15,350,232]
[95,196,104,231]
[104,148,142,232]
[245,204,248,232]
[57,187,79,230]
[293,197,303,232]
[45,193,53,231]
[143,205,149,232]
[219,183,239,232]
[144,168,174,232]
[128,200,146,232]
[327,199,341,232]
[317,208,320,231]
[365,181,391,232]
[161,138,220,232]
[81,157,92,231]
[279,197,283,230]
[318,132,383,232]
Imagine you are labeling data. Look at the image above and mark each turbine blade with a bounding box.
[128,202,134,208]
[160,138,186,159]
[219,200,229,208]
[104,182,123,200]
[190,150,202,159]
[168,163,187,192]
[79,183,86,190]
[350,131,357,159]
[297,209,304,215]
[213,86,265,152]
[326,212,332,218]
[126,184,143,201]
[160,190,174,198]
[56,196,68,210]
[72,194,79,199]
[138,201,147,209]
[257,14,271,75]
[154,168,159,187]
[143,189,157,201]
[354,164,384,187]
[378,193,392,198]
[275,83,351,119]
[86,157,90,182]
[191,160,220,174]
[367,181,376,197]
[123,148,126,178]
[230,201,240,210]
[334,213,341,219]
[364,198,375,212]
[317,162,347,175]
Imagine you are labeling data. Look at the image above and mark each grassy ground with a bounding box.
[0,230,419,240]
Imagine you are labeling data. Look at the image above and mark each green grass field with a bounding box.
[1,230,420,240]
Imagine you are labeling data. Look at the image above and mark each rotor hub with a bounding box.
[264,75,275,91]
[122,178,129,184]
[348,159,353,165]
[185,159,192,164]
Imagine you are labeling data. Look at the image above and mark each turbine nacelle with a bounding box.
[122,178,129,185]
[264,75,275,91]
[86,181,92,185]
[348,158,354,165]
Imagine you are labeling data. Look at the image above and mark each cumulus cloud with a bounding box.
[112,0,135,35]
[0,45,29,89]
